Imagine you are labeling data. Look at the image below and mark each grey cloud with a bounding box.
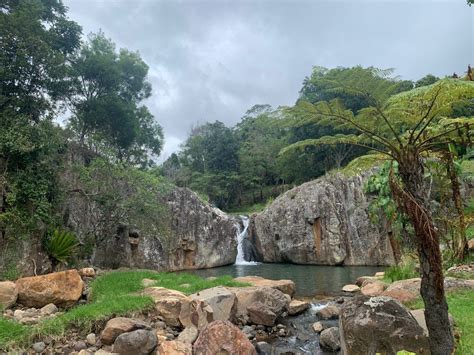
[63,0,473,161]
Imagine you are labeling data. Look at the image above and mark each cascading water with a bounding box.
[235,216,259,265]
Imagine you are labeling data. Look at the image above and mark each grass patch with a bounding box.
[0,270,247,350]
[408,290,474,355]
[384,256,419,282]
[227,202,269,215]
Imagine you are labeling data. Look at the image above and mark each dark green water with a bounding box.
[187,263,386,297]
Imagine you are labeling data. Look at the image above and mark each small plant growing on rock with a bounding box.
[43,229,79,272]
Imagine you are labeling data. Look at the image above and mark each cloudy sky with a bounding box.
[64,0,473,161]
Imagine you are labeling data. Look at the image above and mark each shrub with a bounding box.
[384,255,419,282]
[43,229,79,271]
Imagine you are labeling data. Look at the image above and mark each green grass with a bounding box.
[0,270,247,350]
[408,290,474,355]
[228,202,268,215]
[383,255,419,282]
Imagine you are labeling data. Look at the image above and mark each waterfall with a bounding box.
[235,216,259,265]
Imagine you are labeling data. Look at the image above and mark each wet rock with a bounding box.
[320,327,340,351]
[255,341,272,354]
[100,317,151,345]
[312,321,324,333]
[177,326,198,345]
[0,281,18,309]
[339,295,429,354]
[193,320,256,355]
[190,286,236,321]
[233,276,295,297]
[288,299,310,315]
[32,341,46,353]
[16,270,84,308]
[250,171,396,266]
[112,329,157,355]
[157,340,192,355]
[316,304,339,319]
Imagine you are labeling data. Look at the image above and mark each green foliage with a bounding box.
[384,255,419,282]
[43,229,79,267]
[73,158,172,242]
[408,290,474,354]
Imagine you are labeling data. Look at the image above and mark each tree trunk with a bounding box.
[393,156,454,355]
[445,152,467,260]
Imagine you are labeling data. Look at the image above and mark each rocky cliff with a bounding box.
[74,187,238,271]
[249,171,396,266]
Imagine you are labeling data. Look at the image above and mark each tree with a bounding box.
[68,32,162,165]
[0,0,81,239]
[415,74,440,88]
[282,79,474,354]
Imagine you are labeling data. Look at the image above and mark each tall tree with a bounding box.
[68,32,162,165]
[282,79,474,354]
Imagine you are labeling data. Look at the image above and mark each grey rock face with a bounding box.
[250,171,395,265]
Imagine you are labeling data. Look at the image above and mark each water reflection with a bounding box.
[187,263,386,297]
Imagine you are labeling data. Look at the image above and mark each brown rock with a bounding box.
[288,299,310,315]
[360,281,386,297]
[0,281,18,309]
[312,321,324,333]
[468,238,474,251]
[157,340,192,355]
[355,276,379,287]
[233,276,295,297]
[177,326,199,345]
[16,270,84,308]
[100,317,151,345]
[78,267,95,277]
[193,320,256,355]
[247,301,277,326]
[316,304,340,319]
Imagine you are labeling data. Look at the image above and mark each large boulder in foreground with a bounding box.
[193,320,256,355]
[190,286,236,321]
[16,270,83,308]
[249,171,396,265]
[0,281,18,309]
[339,296,429,354]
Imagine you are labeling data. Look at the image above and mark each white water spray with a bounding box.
[235,216,259,265]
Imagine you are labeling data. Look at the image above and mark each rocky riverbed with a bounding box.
[1,268,474,354]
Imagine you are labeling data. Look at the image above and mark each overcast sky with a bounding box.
[64,0,473,161]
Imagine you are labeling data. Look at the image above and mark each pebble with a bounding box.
[32,341,46,353]
[74,340,87,351]
[86,333,96,346]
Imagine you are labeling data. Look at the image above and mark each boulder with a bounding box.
[355,276,379,287]
[288,299,310,315]
[360,281,386,296]
[193,320,256,355]
[101,317,151,345]
[316,304,340,319]
[319,327,340,351]
[177,326,198,345]
[342,284,360,293]
[232,286,290,324]
[0,281,18,309]
[40,303,58,315]
[249,171,396,266]
[233,276,295,297]
[190,286,236,321]
[16,270,84,307]
[339,296,429,354]
[247,301,277,326]
[112,329,157,355]
[383,277,474,303]
[157,340,192,355]
[143,287,190,327]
